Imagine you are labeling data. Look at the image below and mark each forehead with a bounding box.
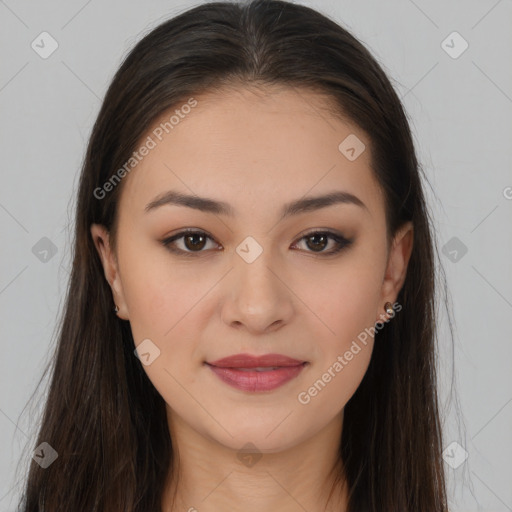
[117,85,384,221]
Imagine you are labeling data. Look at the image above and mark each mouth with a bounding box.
[205,356,308,392]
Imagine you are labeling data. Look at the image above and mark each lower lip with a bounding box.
[206,363,307,392]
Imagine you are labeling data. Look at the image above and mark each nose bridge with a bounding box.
[235,235,280,305]
[221,234,294,332]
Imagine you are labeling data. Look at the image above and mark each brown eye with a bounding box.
[162,230,218,255]
[183,233,207,251]
[292,230,352,255]
[305,233,329,252]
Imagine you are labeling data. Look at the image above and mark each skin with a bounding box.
[91,85,413,512]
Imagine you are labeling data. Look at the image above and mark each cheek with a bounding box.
[118,237,208,341]
[297,341,373,429]
[306,255,386,347]
[119,254,208,405]
[295,268,381,417]
[295,249,385,410]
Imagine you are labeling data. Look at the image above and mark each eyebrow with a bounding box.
[144,189,368,220]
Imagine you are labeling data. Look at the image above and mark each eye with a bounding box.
[161,229,219,256]
[291,230,352,255]
[161,229,352,256]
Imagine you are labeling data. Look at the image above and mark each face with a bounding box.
[92,85,413,454]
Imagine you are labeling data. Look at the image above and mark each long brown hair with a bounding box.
[15,1,454,510]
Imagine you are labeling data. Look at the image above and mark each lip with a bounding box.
[207,353,305,368]
[205,353,308,392]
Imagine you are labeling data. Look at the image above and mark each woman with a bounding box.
[16,0,452,510]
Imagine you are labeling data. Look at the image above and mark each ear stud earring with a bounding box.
[114,304,119,313]
[384,302,394,315]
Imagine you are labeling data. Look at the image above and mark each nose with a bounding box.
[220,247,295,335]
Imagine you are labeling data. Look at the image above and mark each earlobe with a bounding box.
[90,223,128,319]
[378,221,414,317]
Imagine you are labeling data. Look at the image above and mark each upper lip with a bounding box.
[207,353,305,368]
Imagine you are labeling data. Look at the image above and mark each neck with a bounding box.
[161,411,348,512]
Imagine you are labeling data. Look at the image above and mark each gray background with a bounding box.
[1,0,511,510]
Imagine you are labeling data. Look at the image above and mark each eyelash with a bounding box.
[161,228,353,257]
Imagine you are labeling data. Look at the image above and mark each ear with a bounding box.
[377,221,413,322]
[90,223,129,320]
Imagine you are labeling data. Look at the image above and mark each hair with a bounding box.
[14,0,455,510]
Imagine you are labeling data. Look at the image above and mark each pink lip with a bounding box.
[208,353,305,368]
[206,353,307,392]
